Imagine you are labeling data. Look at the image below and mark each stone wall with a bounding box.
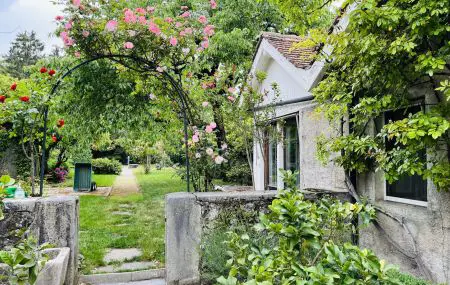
[165,190,351,285]
[165,191,277,285]
[1,196,79,285]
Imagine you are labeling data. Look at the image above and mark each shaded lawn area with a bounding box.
[79,167,185,274]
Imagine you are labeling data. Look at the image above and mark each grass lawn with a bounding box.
[79,167,185,274]
[51,168,118,188]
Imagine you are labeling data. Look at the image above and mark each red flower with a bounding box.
[48,69,56,76]
[10,82,17,91]
[51,135,58,143]
[57,119,65,128]
[19,96,30,102]
[0,95,6,103]
[40,67,47,73]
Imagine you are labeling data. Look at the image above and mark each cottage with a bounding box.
[250,30,450,284]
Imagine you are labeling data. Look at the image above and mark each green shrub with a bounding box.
[217,170,404,285]
[200,205,270,284]
[91,158,122,175]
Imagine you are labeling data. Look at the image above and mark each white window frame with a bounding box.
[384,186,428,207]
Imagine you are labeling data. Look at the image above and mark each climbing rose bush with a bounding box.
[56,0,244,190]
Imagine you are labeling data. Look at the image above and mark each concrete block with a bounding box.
[36,247,71,285]
[165,193,202,285]
[2,196,79,285]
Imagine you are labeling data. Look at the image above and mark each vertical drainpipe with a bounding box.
[276,121,284,190]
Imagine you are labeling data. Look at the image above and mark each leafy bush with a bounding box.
[0,236,51,285]
[200,205,271,283]
[218,170,403,285]
[91,158,122,175]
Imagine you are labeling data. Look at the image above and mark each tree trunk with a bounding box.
[145,154,151,174]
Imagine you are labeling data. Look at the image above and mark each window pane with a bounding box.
[284,118,299,185]
[385,105,427,202]
[269,140,277,186]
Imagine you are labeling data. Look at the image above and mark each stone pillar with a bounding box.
[165,193,201,285]
[2,196,79,285]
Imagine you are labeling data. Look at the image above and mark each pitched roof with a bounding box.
[260,32,318,69]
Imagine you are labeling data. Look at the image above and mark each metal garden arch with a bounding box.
[39,54,192,196]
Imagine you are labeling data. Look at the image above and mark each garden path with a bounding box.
[97,279,165,285]
[111,166,140,196]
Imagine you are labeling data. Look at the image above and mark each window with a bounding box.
[268,138,277,187]
[284,118,300,184]
[384,105,427,204]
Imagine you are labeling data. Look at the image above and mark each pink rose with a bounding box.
[214,156,224,164]
[135,7,146,15]
[147,6,155,13]
[105,20,118,32]
[124,42,134,49]
[82,30,90,37]
[210,0,217,9]
[227,96,236,102]
[206,148,214,156]
[198,15,207,24]
[169,37,178,46]
[227,87,236,93]
[209,122,217,129]
[203,25,215,36]
[65,21,73,30]
[124,9,136,23]
[72,0,81,7]
[148,22,161,35]
[192,135,199,143]
[202,101,209,107]
[184,27,193,34]
[201,40,209,49]
[205,125,213,133]
[138,16,147,24]
[181,11,191,18]
[175,22,183,28]
[55,15,64,21]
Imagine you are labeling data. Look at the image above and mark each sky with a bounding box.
[0,0,63,56]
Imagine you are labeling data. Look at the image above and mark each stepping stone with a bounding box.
[93,261,156,274]
[104,248,142,263]
[112,211,133,216]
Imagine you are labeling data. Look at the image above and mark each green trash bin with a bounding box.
[74,162,92,192]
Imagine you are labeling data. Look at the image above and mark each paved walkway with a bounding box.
[111,166,140,196]
[97,279,165,285]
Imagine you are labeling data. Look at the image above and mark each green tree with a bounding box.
[272,0,449,190]
[3,31,45,79]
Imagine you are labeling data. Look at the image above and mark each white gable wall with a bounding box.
[251,35,347,193]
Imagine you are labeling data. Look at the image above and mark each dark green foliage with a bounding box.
[92,158,122,175]
[218,171,406,284]
[0,236,51,284]
[200,205,274,284]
